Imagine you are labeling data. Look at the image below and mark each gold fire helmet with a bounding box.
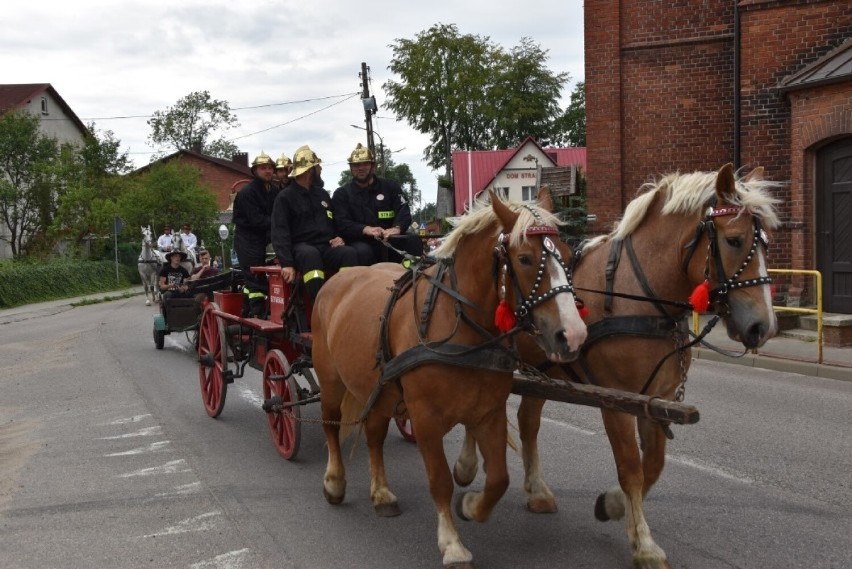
[290,145,322,177]
[347,143,375,164]
[275,153,292,169]
[251,151,275,169]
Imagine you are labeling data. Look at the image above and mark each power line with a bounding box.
[70,92,359,121]
[229,93,359,141]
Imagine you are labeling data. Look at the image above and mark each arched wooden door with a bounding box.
[817,137,852,314]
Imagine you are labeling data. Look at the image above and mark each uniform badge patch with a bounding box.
[321,201,328,208]
[377,194,385,200]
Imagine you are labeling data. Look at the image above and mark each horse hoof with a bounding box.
[632,556,671,569]
[323,487,344,505]
[374,502,401,517]
[594,493,610,521]
[145,300,151,306]
[454,492,471,521]
[527,497,558,514]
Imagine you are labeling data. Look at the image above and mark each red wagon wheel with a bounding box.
[263,349,301,460]
[197,303,228,418]
[395,417,416,443]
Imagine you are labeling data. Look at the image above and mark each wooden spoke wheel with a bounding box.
[395,418,416,443]
[263,349,301,460]
[197,303,228,418]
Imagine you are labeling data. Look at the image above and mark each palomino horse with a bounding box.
[311,191,588,568]
[138,226,163,306]
[454,164,780,568]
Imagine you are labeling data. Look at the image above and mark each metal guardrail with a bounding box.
[692,269,824,364]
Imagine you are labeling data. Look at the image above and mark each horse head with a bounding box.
[484,189,587,362]
[682,163,780,348]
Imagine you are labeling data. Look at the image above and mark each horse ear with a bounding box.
[536,186,553,212]
[743,166,764,182]
[490,190,519,232]
[715,163,737,201]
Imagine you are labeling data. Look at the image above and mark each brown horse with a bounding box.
[311,191,588,568]
[454,164,781,568]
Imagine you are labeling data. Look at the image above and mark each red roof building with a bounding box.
[451,137,586,214]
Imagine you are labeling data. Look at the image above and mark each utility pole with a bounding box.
[359,62,377,157]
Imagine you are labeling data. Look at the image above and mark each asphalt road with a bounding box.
[1,296,850,568]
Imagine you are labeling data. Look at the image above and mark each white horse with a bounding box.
[171,231,197,274]
[138,226,163,306]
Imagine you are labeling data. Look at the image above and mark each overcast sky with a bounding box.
[3,0,584,206]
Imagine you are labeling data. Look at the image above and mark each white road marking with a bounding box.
[668,453,754,484]
[104,441,170,456]
[190,549,252,569]
[155,482,202,497]
[140,511,223,538]
[100,426,163,439]
[119,459,191,478]
[541,415,596,436]
[100,414,152,426]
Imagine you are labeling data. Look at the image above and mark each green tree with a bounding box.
[412,202,436,225]
[384,23,496,179]
[50,124,134,249]
[384,25,571,184]
[0,110,60,257]
[147,91,240,160]
[117,161,218,238]
[491,38,569,148]
[551,82,586,147]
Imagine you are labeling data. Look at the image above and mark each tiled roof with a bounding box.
[778,39,852,92]
[133,148,252,176]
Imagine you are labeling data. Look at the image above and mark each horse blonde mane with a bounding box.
[432,195,562,259]
[582,169,782,255]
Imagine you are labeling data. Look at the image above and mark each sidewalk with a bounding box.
[0,286,145,326]
[1,288,850,382]
[691,314,852,382]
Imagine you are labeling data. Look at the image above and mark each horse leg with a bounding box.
[413,414,474,568]
[518,395,558,513]
[319,379,347,505]
[638,417,668,496]
[365,413,400,517]
[454,408,510,525]
[453,428,478,487]
[597,410,669,569]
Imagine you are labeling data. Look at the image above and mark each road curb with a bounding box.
[693,347,852,382]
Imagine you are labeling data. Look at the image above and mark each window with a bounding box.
[521,186,537,201]
[40,97,48,114]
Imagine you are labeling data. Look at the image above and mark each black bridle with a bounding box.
[494,223,578,328]
[682,202,771,314]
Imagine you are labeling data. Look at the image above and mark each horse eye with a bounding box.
[517,255,533,266]
[726,236,744,248]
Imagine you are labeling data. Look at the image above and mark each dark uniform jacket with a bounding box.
[271,180,337,268]
[332,176,413,242]
[233,177,279,244]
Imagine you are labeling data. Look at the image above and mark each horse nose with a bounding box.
[557,326,586,354]
[742,321,768,349]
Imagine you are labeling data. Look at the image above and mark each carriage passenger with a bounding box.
[233,151,281,317]
[157,225,174,252]
[271,145,358,302]
[179,224,198,254]
[332,143,423,266]
[274,153,293,190]
[158,250,192,318]
[189,249,219,281]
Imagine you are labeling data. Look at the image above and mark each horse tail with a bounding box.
[339,390,363,445]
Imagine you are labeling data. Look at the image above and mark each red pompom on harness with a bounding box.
[690,280,711,312]
[494,299,516,332]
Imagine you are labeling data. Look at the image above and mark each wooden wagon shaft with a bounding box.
[511,374,700,425]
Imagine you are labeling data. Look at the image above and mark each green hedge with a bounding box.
[0,260,135,308]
